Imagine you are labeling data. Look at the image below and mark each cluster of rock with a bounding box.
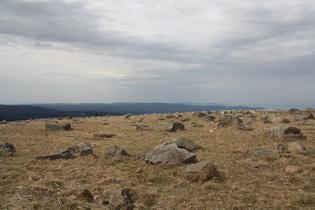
[145,138,221,182]
[101,137,221,183]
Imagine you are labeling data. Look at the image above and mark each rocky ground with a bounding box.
[1,109,315,209]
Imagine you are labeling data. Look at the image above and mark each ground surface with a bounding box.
[1,110,315,209]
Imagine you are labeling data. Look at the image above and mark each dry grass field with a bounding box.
[1,110,315,209]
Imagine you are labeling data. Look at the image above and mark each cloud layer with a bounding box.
[1,0,315,108]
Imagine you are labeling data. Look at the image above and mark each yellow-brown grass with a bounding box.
[1,112,315,209]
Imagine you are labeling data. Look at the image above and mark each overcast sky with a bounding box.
[1,0,315,108]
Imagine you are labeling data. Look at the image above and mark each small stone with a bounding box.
[136,168,143,173]
[133,124,150,130]
[282,119,291,124]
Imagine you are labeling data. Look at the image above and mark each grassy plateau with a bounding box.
[1,110,315,209]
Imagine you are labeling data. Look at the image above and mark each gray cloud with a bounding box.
[0,0,315,107]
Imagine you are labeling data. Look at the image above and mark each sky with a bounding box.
[1,0,315,108]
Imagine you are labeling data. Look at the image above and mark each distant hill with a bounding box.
[35,102,260,114]
[0,105,109,121]
[0,103,261,121]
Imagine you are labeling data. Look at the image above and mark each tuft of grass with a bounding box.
[45,180,64,188]
[137,192,159,208]
[292,195,315,206]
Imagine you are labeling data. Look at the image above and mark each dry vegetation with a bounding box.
[1,110,315,209]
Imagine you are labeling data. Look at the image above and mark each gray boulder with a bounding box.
[184,161,220,182]
[145,144,196,165]
[268,126,304,140]
[287,141,315,155]
[293,115,307,122]
[36,148,75,160]
[108,188,137,210]
[106,145,128,157]
[268,126,301,135]
[164,122,185,132]
[0,142,16,154]
[45,121,72,131]
[194,112,206,117]
[158,137,202,152]
[76,142,95,157]
[36,142,95,160]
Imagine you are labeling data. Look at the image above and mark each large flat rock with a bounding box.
[145,144,196,165]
